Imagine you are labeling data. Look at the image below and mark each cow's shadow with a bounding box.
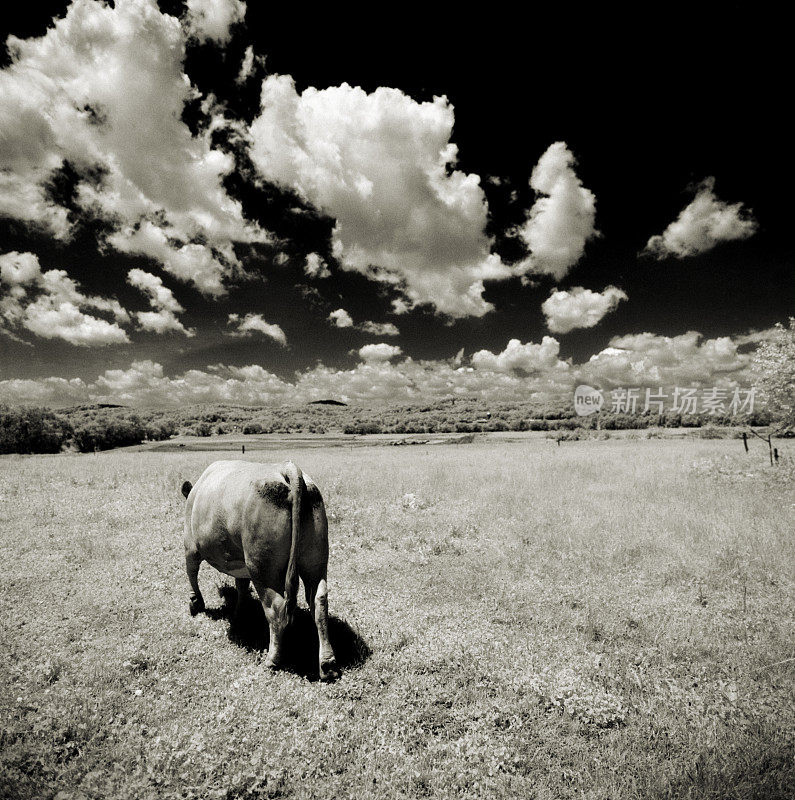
[203,584,371,680]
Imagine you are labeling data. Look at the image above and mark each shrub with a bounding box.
[526,419,550,431]
[147,419,176,440]
[72,415,150,452]
[484,419,509,432]
[0,405,73,454]
[344,422,382,434]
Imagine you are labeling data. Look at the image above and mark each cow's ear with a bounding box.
[181,481,193,499]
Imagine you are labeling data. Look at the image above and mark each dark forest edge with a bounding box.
[0,398,787,455]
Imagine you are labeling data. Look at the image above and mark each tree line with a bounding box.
[0,405,175,454]
[0,399,781,454]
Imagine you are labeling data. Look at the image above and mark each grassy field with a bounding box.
[1,436,793,799]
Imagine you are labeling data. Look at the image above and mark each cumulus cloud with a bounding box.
[471,337,570,376]
[0,251,130,346]
[0,376,90,405]
[642,178,758,259]
[127,268,194,336]
[248,77,511,317]
[20,302,129,347]
[0,0,264,295]
[580,330,752,388]
[542,286,627,334]
[92,360,291,406]
[357,343,402,363]
[516,142,598,280]
[329,308,354,328]
[0,348,577,406]
[227,313,287,345]
[185,0,246,44]
[1,324,767,407]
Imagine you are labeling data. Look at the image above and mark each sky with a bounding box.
[0,0,791,407]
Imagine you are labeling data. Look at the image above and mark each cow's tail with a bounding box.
[281,461,305,617]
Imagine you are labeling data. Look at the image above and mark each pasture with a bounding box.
[1,436,793,799]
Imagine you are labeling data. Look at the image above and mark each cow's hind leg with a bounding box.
[249,572,289,670]
[185,550,205,616]
[304,576,339,681]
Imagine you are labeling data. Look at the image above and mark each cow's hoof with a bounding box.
[189,596,205,616]
[319,658,340,682]
[264,654,282,670]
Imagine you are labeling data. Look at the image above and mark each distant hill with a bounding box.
[307,399,348,406]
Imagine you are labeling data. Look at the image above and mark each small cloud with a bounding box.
[127,268,194,336]
[391,297,411,315]
[227,313,287,346]
[235,45,258,85]
[359,320,399,336]
[0,251,40,286]
[542,286,627,334]
[304,252,331,279]
[357,343,402,362]
[329,308,354,328]
[184,0,246,44]
[516,142,598,281]
[642,177,758,259]
[133,310,191,336]
[329,307,399,336]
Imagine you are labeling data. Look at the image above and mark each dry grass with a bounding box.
[1,437,793,799]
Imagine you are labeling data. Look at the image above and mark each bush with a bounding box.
[146,419,176,440]
[195,422,212,437]
[344,422,383,435]
[526,419,550,431]
[0,405,73,454]
[72,415,150,452]
[483,419,509,432]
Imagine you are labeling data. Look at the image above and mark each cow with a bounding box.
[181,460,339,681]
